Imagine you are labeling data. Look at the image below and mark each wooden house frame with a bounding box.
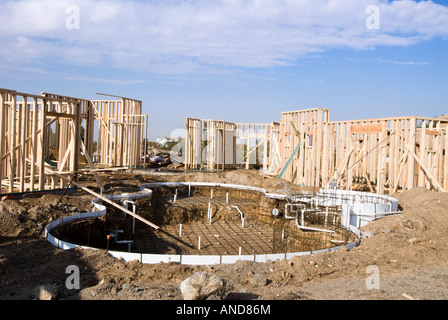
[184,118,279,171]
[92,93,147,168]
[0,88,147,195]
[277,110,447,193]
[184,109,447,194]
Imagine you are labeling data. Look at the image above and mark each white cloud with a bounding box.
[0,0,447,74]
[377,58,431,65]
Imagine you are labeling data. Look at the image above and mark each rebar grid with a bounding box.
[52,188,358,256]
[130,193,274,255]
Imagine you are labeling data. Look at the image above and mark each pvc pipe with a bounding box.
[295,212,334,234]
[198,236,201,250]
[179,224,182,237]
[226,192,229,204]
[132,215,135,234]
[123,200,136,234]
[208,202,212,224]
[231,206,244,227]
[284,203,295,219]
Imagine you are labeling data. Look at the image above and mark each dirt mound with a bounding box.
[166,169,311,195]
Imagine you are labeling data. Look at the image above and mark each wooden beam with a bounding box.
[350,124,382,134]
[392,149,409,194]
[46,111,76,120]
[425,130,439,136]
[80,139,105,194]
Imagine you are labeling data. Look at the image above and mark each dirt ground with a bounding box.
[0,169,447,301]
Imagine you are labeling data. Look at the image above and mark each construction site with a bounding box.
[0,87,447,300]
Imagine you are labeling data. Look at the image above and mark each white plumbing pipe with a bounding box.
[123,200,136,234]
[284,203,296,219]
[231,206,245,228]
[296,209,335,234]
[208,202,212,224]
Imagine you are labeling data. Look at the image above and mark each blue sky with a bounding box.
[1,0,447,140]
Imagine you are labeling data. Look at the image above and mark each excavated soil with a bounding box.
[0,169,447,301]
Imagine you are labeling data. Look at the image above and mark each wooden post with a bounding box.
[9,95,17,193]
[315,109,323,188]
[30,98,38,191]
[0,93,5,192]
[38,98,47,191]
[418,120,427,188]
[444,128,448,192]
[407,118,417,190]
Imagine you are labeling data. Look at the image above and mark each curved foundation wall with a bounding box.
[315,189,401,228]
[44,182,400,265]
